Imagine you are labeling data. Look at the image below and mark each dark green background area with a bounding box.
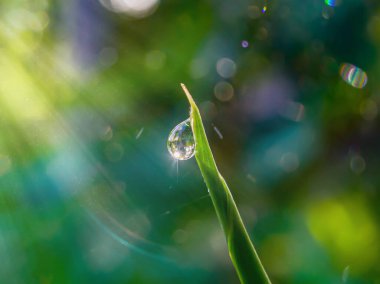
[0,0,379,283]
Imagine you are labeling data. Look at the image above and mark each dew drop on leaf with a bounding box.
[167,119,195,160]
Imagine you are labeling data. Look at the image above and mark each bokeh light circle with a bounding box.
[99,0,160,18]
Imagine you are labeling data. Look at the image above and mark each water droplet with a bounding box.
[339,63,368,89]
[167,119,195,160]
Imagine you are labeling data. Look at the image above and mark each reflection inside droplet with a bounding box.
[340,63,368,89]
[167,119,195,160]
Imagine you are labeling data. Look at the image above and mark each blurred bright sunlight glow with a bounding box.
[99,0,160,18]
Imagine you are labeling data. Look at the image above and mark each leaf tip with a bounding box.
[180,83,195,106]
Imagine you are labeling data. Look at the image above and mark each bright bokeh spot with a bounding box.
[241,40,249,48]
[0,55,50,122]
[307,198,378,272]
[339,63,368,89]
[216,57,236,79]
[99,0,160,18]
[325,0,341,7]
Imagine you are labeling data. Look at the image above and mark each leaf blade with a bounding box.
[181,83,271,284]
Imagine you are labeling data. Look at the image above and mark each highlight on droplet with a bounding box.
[167,119,195,160]
[339,63,368,89]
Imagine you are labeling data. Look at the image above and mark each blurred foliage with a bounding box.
[0,0,379,283]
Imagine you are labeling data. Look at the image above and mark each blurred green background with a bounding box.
[0,0,379,283]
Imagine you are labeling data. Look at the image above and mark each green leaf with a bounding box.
[181,83,271,284]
